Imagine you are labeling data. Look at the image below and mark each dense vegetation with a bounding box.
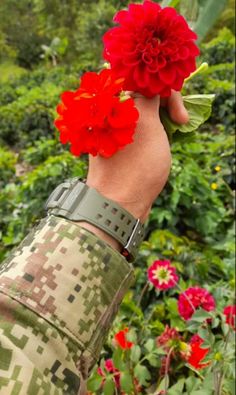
[0,0,235,394]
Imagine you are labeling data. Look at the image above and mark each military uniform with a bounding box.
[0,215,134,394]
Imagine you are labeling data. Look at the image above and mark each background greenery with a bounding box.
[0,0,235,394]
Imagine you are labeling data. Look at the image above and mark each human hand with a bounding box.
[86,91,189,223]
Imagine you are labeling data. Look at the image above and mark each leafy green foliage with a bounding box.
[202,28,235,65]
[0,153,87,261]
[0,66,81,146]
[0,147,16,187]
[185,28,235,129]
[194,0,229,43]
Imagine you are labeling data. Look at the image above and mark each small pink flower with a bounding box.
[223,305,236,330]
[98,359,121,388]
[148,260,179,290]
[178,286,216,320]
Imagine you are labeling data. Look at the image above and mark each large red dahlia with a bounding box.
[54,69,139,157]
[103,0,200,97]
[178,286,216,321]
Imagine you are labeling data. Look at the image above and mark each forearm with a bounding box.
[0,215,134,394]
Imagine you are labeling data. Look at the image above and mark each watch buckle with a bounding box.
[124,219,144,258]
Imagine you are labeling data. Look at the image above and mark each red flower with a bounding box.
[98,359,121,388]
[114,327,134,349]
[103,0,199,98]
[54,69,139,158]
[187,334,211,369]
[148,260,179,290]
[157,325,181,352]
[223,305,236,330]
[178,287,216,320]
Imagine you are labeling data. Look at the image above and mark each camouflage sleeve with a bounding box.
[0,215,135,395]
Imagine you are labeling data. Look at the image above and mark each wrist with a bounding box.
[78,221,122,252]
[86,180,151,223]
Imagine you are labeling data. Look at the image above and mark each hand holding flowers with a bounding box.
[54,0,206,160]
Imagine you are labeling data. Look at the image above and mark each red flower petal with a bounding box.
[178,287,216,321]
[114,328,134,349]
[187,335,211,369]
[223,305,236,330]
[103,0,199,97]
[54,69,139,157]
[148,260,179,290]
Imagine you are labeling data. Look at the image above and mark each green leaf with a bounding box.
[162,0,180,7]
[160,95,215,137]
[113,348,125,371]
[180,0,199,24]
[87,371,103,392]
[189,308,211,323]
[120,371,134,394]
[146,354,159,367]
[130,345,141,364]
[157,375,170,391]
[194,0,229,43]
[144,339,156,353]
[185,376,202,392]
[103,377,115,395]
[168,378,185,395]
[134,364,151,386]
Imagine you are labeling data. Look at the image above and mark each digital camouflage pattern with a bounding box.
[0,215,135,394]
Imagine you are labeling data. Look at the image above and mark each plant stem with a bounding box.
[184,62,208,83]
[137,282,149,308]
[176,283,196,314]
[164,346,174,393]
[128,282,149,326]
[214,327,232,394]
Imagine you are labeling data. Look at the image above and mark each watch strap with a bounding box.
[45,178,145,261]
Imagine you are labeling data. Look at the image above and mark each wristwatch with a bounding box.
[45,178,145,261]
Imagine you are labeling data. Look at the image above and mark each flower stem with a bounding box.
[164,347,174,393]
[184,62,208,83]
[214,327,232,395]
[128,282,149,326]
[176,283,196,315]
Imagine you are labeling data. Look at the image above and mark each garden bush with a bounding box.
[0,147,16,186]
[185,28,235,129]
[0,152,87,261]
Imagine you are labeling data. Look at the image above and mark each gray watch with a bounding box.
[45,178,145,261]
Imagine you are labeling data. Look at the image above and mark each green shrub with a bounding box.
[0,84,18,105]
[203,27,235,65]
[21,137,64,165]
[150,131,234,243]
[0,65,84,146]
[0,62,26,84]
[0,153,87,261]
[0,147,16,186]
[185,28,235,128]
[16,32,46,69]
[0,82,60,145]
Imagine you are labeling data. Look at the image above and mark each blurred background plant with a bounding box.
[0,0,235,393]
